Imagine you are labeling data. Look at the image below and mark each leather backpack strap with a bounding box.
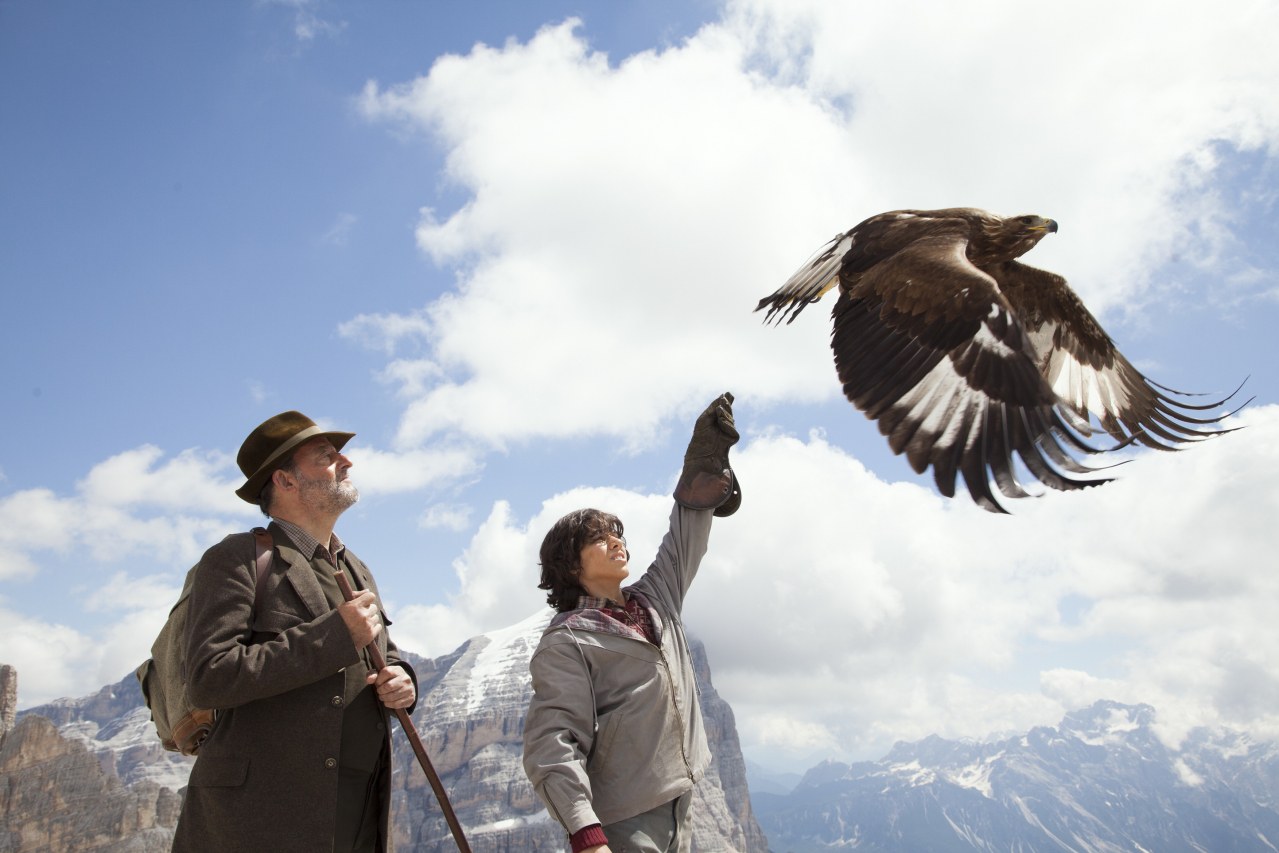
[250,527,274,611]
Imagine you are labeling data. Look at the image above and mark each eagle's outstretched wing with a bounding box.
[757,208,1245,512]
[994,260,1248,449]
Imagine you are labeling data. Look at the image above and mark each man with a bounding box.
[172,411,417,853]
[522,393,742,853]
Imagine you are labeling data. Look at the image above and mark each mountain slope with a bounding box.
[755,700,1279,853]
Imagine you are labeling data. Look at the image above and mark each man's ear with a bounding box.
[271,467,295,492]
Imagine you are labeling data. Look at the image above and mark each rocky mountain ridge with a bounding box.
[753,699,1279,852]
[1,665,180,853]
[4,611,768,852]
[14,643,1279,853]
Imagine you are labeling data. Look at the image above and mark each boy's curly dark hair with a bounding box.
[538,508,626,612]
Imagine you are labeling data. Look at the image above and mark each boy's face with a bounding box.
[578,530,630,594]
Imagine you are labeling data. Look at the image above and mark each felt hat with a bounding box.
[235,411,355,503]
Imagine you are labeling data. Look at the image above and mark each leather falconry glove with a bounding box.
[673,392,742,517]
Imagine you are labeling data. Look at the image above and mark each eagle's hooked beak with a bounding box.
[1029,217,1059,233]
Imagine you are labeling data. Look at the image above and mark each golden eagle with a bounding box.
[756,207,1245,513]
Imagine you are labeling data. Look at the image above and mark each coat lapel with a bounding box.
[282,549,330,619]
[266,523,330,619]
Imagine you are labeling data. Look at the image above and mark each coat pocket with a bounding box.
[187,755,249,788]
[587,709,626,768]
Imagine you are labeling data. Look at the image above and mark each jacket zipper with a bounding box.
[658,650,695,780]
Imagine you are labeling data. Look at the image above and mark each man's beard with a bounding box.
[297,471,359,514]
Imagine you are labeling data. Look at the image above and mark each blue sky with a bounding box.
[3,0,1278,773]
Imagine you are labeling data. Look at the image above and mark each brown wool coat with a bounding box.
[171,522,415,853]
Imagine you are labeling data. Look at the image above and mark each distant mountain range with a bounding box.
[9,627,1279,852]
[745,759,804,797]
[752,700,1279,852]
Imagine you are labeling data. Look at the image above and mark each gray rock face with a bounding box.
[16,672,196,792]
[0,712,180,853]
[1,665,16,737]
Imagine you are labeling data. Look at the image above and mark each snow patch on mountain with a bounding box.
[885,759,936,788]
[58,706,195,791]
[464,609,548,714]
[947,752,1003,797]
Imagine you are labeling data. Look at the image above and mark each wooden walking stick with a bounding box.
[336,571,472,853]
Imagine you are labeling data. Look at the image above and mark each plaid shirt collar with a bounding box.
[576,593,624,611]
[272,517,346,565]
[571,590,659,645]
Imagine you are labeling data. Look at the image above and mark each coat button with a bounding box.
[331,695,343,707]
[324,757,337,769]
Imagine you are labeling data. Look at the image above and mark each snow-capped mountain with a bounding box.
[753,700,1279,852]
[17,633,1279,853]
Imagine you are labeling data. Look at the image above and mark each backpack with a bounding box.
[135,527,274,755]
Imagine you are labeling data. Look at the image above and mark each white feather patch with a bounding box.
[897,359,985,451]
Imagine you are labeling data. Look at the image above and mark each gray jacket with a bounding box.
[522,504,714,832]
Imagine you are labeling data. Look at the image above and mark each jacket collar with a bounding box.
[548,589,663,645]
[266,521,330,619]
